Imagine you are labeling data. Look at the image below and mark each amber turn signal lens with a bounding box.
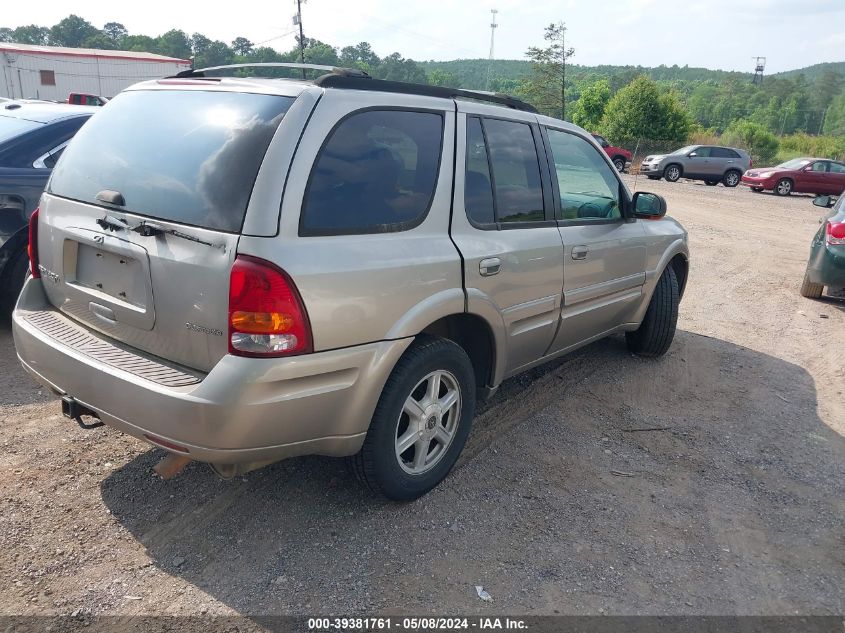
[230,310,295,334]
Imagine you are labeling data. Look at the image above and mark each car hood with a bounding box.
[644,154,667,162]
[745,167,791,177]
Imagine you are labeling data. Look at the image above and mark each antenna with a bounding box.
[752,56,766,85]
[485,8,498,90]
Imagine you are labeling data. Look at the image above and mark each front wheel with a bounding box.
[799,269,824,299]
[775,178,793,196]
[664,165,682,182]
[613,157,626,172]
[626,265,679,357]
[723,170,741,187]
[349,336,476,501]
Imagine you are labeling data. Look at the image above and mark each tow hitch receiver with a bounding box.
[61,396,104,429]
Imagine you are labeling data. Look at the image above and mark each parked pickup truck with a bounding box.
[0,102,95,313]
[591,133,632,172]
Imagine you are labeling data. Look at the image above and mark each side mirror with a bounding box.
[632,191,667,219]
[813,195,833,208]
[688,152,698,158]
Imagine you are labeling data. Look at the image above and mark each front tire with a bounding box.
[799,269,824,299]
[613,157,626,172]
[775,178,793,196]
[349,336,476,501]
[626,266,679,357]
[664,164,682,182]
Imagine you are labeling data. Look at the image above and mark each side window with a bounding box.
[828,162,845,174]
[43,147,65,168]
[301,110,443,235]
[811,162,829,172]
[711,147,739,158]
[691,147,711,158]
[465,117,495,225]
[546,128,622,222]
[483,118,545,223]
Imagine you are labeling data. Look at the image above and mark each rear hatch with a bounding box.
[38,88,295,372]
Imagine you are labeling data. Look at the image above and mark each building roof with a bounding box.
[0,42,190,65]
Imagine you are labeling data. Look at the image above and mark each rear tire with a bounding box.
[775,178,793,196]
[349,336,476,501]
[1,248,28,316]
[723,170,741,187]
[664,164,682,182]
[626,266,679,357]
[799,269,824,299]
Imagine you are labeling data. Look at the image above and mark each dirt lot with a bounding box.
[0,177,843,619]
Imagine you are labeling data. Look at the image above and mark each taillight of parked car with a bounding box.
[228,255,312,357]
[28,208,40,279]
[826,221,845,246]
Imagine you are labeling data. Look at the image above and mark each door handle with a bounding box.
[479,257,501,276]
[571,245,589,260]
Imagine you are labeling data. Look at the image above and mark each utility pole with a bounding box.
[485,9,498,91]
[752,56,766,85]
[295,0,306,78]
[560,22,568,121]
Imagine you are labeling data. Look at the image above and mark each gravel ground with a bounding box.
[0,177,843,619]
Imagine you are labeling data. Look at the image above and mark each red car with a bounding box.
[741,157,845,197]
[591,133,632,172]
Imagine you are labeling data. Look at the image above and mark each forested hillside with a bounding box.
[2,14,843,159]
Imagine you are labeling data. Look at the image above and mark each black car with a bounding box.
[0,102,96,314]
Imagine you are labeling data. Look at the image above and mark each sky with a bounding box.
[4,0,844,73]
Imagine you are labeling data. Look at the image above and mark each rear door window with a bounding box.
[300,109,444,235]
[711,147,740,158]
[49,90,294,233]
[482,118,545,223]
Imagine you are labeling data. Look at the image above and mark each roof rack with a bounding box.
[313,74,537,113]
[171,62,370,79]
[168,62,537,113]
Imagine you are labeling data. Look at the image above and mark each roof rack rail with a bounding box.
[313,74,538,113]
[171,62,370,79]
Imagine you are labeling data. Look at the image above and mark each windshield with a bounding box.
[0,115,40,145]
[49,90,294,233]
[777,158,811,170]
[671,146,695,155]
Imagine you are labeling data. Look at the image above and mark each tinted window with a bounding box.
[301,110,443,235]
[691,147,711,158]
[711,147,739,158]
[546,128,622,222]
[811,162,829,172]
[465,117,495,225]
[483,118,544,223]
[829,162,845,174]
[49,90,293,232]
[43,147,64,168]
[0,116,40,145]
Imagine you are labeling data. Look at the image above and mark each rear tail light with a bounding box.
[228,255,312,357]
[28,208,40,279]
[826,221,845,246]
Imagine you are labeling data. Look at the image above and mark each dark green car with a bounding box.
[801,195,845,299]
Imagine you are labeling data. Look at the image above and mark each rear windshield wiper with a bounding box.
[129,220,225,251]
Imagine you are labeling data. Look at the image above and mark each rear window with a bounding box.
[0,116,40,145]
[49,90,294,233]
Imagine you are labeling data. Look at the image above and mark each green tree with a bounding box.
[722,119,779,164]
[371,52,426,83]
[822,93,845,136]
[231,37,253,57]
[519,22,575,119]
[155,29,192,60]
[428,69,459,88]
[0,28,13,42]
[103,22,127,44]
[339,42,380,69]
[82,33,117,50]
[49,15,99,47]
[121,34,156,52]
[570,79,610,130]
[599,75,692,143]
[10,24,51,45]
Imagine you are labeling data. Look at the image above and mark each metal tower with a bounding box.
[752,57,766,85]
[485,9,498,90]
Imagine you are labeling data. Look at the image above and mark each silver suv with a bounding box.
[640,144,751,187]
[13,64,689,500]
